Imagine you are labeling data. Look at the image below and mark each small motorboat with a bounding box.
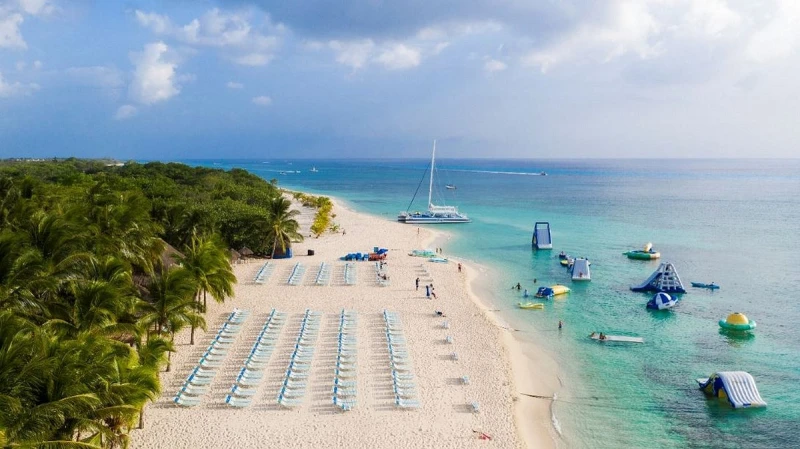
[518,302,544,310]
[558,251,568,260]
[719,313,756,331]
[540,171,547,176]
[445,184,456,190]
[310,166,319,173]
[535,285,570,298]
[691,282,720,290]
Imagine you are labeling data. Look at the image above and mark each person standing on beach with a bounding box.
[457,263,462,273]
[430,285,437,299]
[415,277,420,290]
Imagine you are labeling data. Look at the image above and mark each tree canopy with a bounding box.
[0,159,301,448]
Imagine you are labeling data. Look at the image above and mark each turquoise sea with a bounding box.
[188,158,800,448]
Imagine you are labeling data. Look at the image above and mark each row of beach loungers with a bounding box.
[315,262,331,286]
[344,262,357,286]
[224,309,286,407]
[173,309,250,406]
[383,310,420,409]
[332,309,358,411]
[276,309,321,407]
[287,263,306,285]
[254,262,274,284]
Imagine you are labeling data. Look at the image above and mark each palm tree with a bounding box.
[265,196,303,259]
[139,266,204,371]
[178,235,236,344]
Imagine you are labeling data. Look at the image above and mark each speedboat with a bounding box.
[445,184,456,190]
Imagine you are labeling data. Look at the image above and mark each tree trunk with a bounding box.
[166,333,174,372]
[138,408,145,429]
[203,290,207,310]
[190,291,199,345]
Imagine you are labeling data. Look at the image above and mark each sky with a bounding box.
[1,0,799,159]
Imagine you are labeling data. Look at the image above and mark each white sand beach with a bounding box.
[130,197,556,449]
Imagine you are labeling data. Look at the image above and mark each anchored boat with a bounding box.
[398,141,470,224]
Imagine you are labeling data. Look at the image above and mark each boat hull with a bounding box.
[398,214,470,224]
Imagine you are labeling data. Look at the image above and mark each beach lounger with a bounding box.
[394,397,420,409]
[230,385,258,397]
[451,352,459,361]
[393,385,417,398]
[461,376,470,385]
[471,401,480,413]
[173,394,201,407]
[333,396,356,411]
[225,395,251,408]
[445,336,453,344]
[441,321,449,329]
[277,396,303,408]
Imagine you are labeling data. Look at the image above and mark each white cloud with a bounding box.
[16,0,55,16]
[226,81,244,89]
[65,66,124,88]
[745,0,800,63]
[252,95,272,106]
[128,41,181,105]
[114,104,138,120]
[522,0,661,72]
[375,43,421,70]
[135,8,281,67]
[0,12,26,50]
[32,59,41,69]
[0,71,39,97]
[683,0,741,38]
[328,39,375,70]
[484,58,507,72]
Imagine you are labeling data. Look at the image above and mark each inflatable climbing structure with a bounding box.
[630,262,686,293]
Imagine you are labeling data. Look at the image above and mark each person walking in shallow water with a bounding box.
[415,277,420,291]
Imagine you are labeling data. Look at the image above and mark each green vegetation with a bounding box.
[291,191,338,238]
[0,159,303,448]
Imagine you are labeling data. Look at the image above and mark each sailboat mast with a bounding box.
[428,140,436,208]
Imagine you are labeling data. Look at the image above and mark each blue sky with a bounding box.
[1,0,798,159]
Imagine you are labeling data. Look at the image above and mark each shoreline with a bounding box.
[130,193,558,448]
[319,196,561,448]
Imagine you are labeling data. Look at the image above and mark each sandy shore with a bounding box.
[130,197,555,448]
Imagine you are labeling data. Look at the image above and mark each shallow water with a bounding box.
[187,158,800,448]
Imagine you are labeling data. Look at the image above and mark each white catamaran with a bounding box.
[398,141,470,224]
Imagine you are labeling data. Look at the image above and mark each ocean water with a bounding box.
[187,158,800,448]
